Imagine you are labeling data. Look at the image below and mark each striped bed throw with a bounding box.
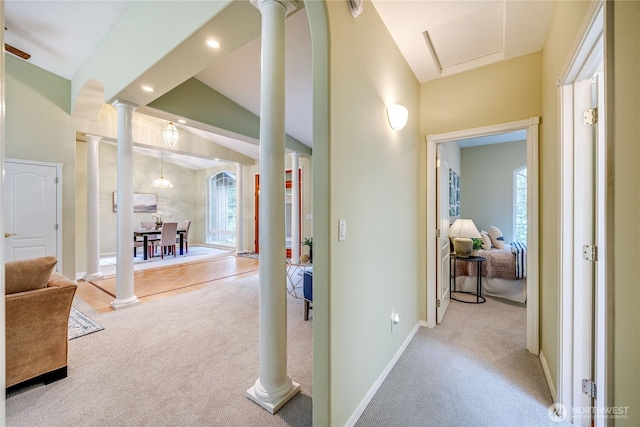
[511,241,527,279]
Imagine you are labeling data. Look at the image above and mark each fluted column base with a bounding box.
[246,378,300,414]
[110,296,140,310]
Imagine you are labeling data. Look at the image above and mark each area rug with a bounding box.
[237,251,259,260]
[68,307,104,340]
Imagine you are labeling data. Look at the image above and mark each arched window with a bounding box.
[208,171,236,246]
[514,165,527,243]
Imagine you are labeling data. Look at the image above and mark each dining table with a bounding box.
[134,228,187,260]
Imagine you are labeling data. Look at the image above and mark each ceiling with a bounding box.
[3,1,553,169]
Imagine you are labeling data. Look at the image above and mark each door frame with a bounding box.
[557,1,611,424]
[426,118,540,356]
[254,168,302,258]
[4,158,63,268]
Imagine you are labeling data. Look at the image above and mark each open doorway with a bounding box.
[426,118,540,355]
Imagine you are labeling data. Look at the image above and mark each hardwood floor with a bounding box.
[76,255,259,313]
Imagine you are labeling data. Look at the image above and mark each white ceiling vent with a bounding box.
[424,1,504,74]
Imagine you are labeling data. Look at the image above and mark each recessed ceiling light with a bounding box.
[142,85,154,92]
[177,119,186,124]
[206,39,221,49]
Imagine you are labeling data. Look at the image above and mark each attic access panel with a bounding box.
[424,1,504,72]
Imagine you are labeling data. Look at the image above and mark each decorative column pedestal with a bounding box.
[245,0,300,414]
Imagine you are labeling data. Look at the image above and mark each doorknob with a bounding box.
[4,233,16,238]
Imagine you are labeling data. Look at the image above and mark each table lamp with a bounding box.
[449,219,481,257]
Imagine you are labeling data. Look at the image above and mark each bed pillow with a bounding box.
[480,230,492,250]
[488,226,506,249]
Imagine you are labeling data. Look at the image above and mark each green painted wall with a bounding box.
[4,55,76,279]
[611,1,640,422]
[148,78,311,155]
[326,1,421,424]
[461,141,527,242]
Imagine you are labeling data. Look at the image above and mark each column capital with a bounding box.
[85,134,102,143]
[111,99,138,111]
[251,0,301,16]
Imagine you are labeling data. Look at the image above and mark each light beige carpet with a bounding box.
[7,273,312,427]
[356,296,573,427]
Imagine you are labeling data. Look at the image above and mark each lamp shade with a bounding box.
[449,219,480,257]
[449,219,481,239]
[151,152,173,188]
[386,104,408,130]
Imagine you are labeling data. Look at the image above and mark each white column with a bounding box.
[290,153,300,262]
[84,134,104,281]
[110,100,139,310]
[235,163,244,254]
[246,0,300,414]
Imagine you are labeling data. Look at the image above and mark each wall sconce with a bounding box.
[387,104,408,131]
[163,122,179,148]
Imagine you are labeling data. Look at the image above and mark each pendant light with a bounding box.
[163,122,179,147]
[152,152,173,188]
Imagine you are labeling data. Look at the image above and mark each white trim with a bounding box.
[426,118,540,354]
[557,83,575,409]
[540,350,557,403]
[345,322,422,427]
[558,1,605,85]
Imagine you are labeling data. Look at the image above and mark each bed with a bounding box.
[452,243,527,303]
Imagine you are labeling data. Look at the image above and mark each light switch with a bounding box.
[339,219,346,241]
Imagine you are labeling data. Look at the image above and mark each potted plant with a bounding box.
[151,211,171,229]
[302,237,313,262]
[472,237,483,255]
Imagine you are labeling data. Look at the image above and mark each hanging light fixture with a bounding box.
[152,152,173,188]
[163,122,179,147]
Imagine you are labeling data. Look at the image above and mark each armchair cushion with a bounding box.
[5,256,58,295]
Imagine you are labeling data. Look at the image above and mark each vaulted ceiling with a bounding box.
[3,1,553,168]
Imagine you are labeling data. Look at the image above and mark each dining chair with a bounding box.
[134,239,149,259]
[134,222,159,258]
[151,221,178,259]
[177,220,191,253]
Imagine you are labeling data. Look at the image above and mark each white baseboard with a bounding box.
[345,322,423,427]
[539,350,557,402]
[76,272,86,281]
[419,320,429,328]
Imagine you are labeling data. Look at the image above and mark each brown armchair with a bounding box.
[5,256,76,390]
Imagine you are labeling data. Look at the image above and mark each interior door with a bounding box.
[436,146,451,323]
[3,159,59,263]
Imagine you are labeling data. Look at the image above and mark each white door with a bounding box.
[3,160,60,263]
[435,146,451,323]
